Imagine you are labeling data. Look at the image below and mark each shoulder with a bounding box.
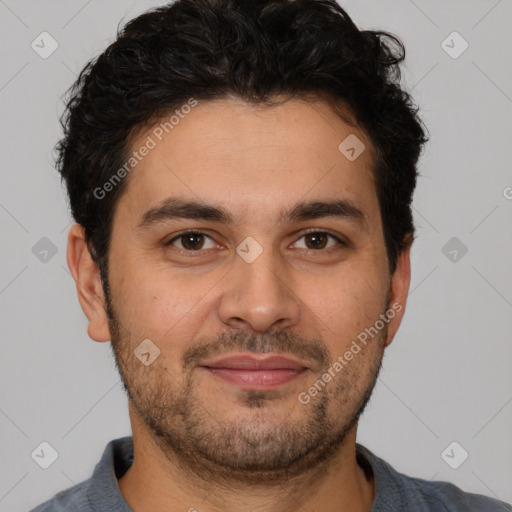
[27,481,91,511]
[27,437,134,512]
[356,444,512,512]
[401,475,512,511]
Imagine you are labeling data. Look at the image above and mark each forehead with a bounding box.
[117,97,379,228]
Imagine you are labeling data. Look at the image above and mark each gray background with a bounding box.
[1,0,511,510]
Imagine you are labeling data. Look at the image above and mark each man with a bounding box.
[30,0,511,510]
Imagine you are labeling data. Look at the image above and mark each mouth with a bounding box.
[199,354,310,389]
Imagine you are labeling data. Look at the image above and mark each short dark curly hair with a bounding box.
[57,0,427,284]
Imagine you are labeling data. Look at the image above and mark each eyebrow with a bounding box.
[135,196,368,230]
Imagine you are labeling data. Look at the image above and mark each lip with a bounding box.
[202,354,308,371]
[200,354,309,389]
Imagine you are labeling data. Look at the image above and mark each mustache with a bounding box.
[181,330,331,372]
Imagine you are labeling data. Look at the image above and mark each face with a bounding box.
[75,96,410,483]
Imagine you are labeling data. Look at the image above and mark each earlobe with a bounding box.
[67,224,111,342]
[385,235,412,347]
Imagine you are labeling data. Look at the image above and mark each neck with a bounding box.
[118,405,375,512]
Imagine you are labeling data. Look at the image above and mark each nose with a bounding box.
[218,243,301,333]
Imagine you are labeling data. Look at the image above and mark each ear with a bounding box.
[67,224,111,342]
[384,234,412,347]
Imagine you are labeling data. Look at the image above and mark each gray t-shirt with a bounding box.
[29,436,511,511]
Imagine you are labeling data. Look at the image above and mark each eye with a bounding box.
[165,229,346,254]
[166,231,217,252]
[292,231,345,251]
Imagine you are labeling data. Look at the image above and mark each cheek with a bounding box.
[113,263,219,347]
[306,262,388,346]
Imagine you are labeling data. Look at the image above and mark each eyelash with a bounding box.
[165,229,347,255]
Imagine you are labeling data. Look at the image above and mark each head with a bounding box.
[63,0,427,483]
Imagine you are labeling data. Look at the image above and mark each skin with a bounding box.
[67,96,412,512]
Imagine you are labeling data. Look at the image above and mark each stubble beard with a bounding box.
[108,305,387,486]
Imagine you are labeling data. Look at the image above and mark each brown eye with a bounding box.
[305,232,328,249]
[293,231,344,251]
[167,231,216,251]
